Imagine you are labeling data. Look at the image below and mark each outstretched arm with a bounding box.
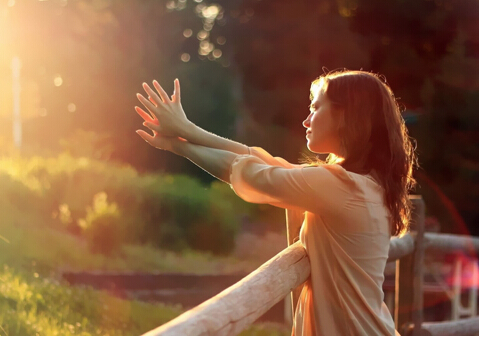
[136,79,250,156]
[174,142,237,184]
[135,129,236,184]
[136,129,318,213]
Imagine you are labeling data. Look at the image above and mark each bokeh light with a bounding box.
[201,5,219,19]
[216,36,226,45]
[183,28,192,38]
[53,75,63,87]
[197,30,208,40]
[212,49,222,58]
[180,53,190,62]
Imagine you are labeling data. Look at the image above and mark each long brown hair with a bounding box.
[310,70,417,236]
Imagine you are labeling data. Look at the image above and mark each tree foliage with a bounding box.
[1,0,478,234]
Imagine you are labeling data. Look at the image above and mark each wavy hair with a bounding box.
[310,70,417,236]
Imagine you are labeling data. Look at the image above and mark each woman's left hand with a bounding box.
[135,78,191,138]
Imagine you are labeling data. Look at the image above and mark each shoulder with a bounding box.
[249,146,300,169]
[301,164,356,187]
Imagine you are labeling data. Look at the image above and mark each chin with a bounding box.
[308,141,338,155]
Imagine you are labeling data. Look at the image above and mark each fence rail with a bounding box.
[144,196,479,336]
[423,233,479,254]
[144,241,310,336]
[388,232,415,262]
[420,316,479,336]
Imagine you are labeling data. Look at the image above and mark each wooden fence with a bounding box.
[143,196,479,336]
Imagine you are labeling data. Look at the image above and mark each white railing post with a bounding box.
[451,256,478,320]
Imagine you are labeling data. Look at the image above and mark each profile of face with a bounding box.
[303,86,342,156]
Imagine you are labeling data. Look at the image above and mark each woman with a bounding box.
[135,70,416,335]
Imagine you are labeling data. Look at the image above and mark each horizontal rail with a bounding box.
[420,317,479,336]
[386,231,479,263]
[143,241,310,336]
[144,228,479,336]
[388,232,415,262]
[424,233,479,254]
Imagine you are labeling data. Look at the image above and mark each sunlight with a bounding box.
[0,1,476,334]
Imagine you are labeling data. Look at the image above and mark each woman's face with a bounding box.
[303,87,342,155]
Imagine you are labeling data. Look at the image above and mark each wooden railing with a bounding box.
[144,196,479,336]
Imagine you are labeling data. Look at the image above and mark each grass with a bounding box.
[0,262,289,335]
[0,198,287,336]
[0,153,288,335]
[0,219,288,336]
[0,265,183,336]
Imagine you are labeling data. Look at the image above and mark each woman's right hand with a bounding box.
[135,79,193,139]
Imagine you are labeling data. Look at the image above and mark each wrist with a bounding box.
[171,138,188,156]
[180,120,197,140]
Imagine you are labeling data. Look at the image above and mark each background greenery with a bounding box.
[1,0,477,234]
[0,154,286,335]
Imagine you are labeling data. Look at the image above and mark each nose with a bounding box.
[303,113,311,128]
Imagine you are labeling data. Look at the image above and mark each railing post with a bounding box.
[395,195,425,335]
[285,209,305,328]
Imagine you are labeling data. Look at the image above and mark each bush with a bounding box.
[186,182,242,254]
[0,154,256,255]
[79,192,124,256]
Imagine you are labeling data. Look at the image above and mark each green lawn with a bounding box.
[0,153,289,335]
[0,264,183,336]
[0,204,288,335]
